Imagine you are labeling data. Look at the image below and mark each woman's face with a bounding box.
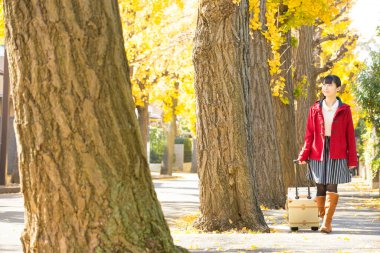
[322,81,340,97]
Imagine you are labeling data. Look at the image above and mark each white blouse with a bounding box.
[322,99,339,136]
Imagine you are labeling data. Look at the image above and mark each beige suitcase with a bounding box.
[287,160,320,231]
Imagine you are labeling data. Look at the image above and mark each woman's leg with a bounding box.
[326,184,337,193]
[321,184,339,233]
[316,184,326,218]
[316,184,327,196]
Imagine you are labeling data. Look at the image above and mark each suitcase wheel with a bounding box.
[290,227,298,231]
[311,226,319,231]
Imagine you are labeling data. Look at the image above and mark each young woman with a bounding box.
[298,75,358,233]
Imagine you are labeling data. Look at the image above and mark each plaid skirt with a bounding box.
[307,136,352,184]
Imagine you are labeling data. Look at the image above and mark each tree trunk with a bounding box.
[160,115,176,176]
[137,101,149,157]
[294,26,316,185]
[273,31,297,191]
[4,1,185,252]
[190,138,197,173]
[193,0,268,232]
[294,26,316,154]
[248,0,286,209]
[161,82,178,176]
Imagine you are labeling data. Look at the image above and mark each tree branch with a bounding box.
[331,5,348,23]
[314,33,347,46]
[314,35,358,76]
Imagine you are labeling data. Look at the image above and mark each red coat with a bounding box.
[298,98,358,167]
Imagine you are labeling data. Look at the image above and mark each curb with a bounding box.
[152,175,181,180]
[0,185,21,194]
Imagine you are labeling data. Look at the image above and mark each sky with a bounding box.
[349,0,380,59]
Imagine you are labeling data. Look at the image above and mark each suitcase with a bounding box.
[287,160,319,231]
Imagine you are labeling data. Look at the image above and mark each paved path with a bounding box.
[0,193,24,252]
[1,174,379,252]
[155,174,380,252]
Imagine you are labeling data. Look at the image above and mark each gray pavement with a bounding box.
[0,173,379,252]
[0,192,24,252]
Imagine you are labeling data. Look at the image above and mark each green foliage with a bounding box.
[175,137,192,163]
[359,121,380,178]
[354,49,380,175]
[174,137,185,144]
[354,119,366,160]
[290,36,298,48]
[371,155,380,179]
[149,125,166,163]
[293,75,308,99]
[354,50,380,132]
[183,138,192,163]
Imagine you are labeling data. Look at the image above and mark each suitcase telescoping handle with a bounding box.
[293,159,313,200]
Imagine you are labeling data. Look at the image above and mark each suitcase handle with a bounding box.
[293,159,313,199]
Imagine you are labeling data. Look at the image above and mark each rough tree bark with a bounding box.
[4,1,186,252]
[248,0,286,209]
[294,26,316,157]
[273,31,297,191]
[294,26,317,185]
[193,0,268,231]
[160,115,176,176]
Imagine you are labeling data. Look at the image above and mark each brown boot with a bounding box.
[316,196,326,218]
[320,192,339,233]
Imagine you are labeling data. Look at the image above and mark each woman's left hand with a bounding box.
[349,166,356,169]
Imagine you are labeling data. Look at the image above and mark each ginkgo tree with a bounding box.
[244,0,361,201]
[119,0,196,175]
[0,1,196,173]
[254,0,362,160]
[248,0,337,101]
[292,1,361,184]
[246,0,359,109]
[149,1,196,175]
[119,0,182,156]
[3,0,189,251]
[245,0,343,206]
[316,4,361,115]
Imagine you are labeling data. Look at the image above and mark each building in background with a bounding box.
[0,45,19,183]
